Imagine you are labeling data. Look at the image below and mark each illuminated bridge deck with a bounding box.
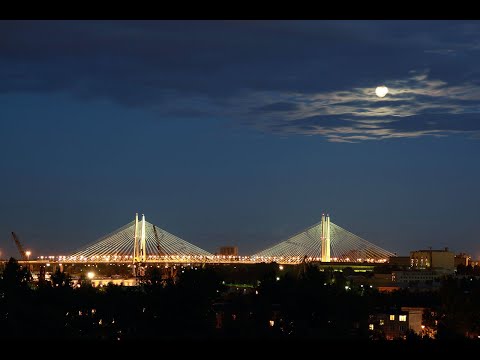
[18,256,388,265]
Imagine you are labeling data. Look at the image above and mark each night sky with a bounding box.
[1,20,480,258]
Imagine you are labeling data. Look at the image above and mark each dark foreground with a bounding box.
[2,258,480,344]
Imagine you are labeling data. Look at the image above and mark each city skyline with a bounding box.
[1,20,480,258]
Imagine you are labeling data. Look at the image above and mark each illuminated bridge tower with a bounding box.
[133,213,147,263]
[321,213,331,262]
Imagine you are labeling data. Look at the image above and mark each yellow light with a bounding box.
[25,250,31,258]
[279,265,284,271]
[87,271,95,280]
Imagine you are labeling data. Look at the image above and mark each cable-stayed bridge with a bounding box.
[67,214,213,263]
[252,214,393,264]
[37,213,395,265]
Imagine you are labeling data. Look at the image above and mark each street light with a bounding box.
[25,250,32,272]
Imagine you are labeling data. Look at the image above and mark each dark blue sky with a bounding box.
[1,20,480,258]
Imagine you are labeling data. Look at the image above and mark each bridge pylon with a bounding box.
[133,213,147,273]
[321,213,331,262]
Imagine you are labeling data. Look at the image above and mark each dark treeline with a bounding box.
[1,257,480,343]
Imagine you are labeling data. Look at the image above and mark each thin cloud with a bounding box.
[242,71,480,142]
[424,49,457,55]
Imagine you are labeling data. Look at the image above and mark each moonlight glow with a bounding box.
[375,86,389,98]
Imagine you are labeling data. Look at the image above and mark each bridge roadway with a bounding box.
[5,259,385,274]
[10,256,387,266]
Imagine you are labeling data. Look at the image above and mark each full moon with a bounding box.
[375,86,389,98]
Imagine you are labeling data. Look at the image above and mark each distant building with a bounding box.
[401,307,425,334]
[219,246,238,256]
[345,273,399,292]
[368,309,409,339]
[388,256,410,267]
[368,307,425,340]
[392,270,443,284]
[410,248,454,271]
[371,273,396,287]
[454,253,471,267]
[377,286,401,293]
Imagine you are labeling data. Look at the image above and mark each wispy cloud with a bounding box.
[424,49,457,55]
[238,71,480,142]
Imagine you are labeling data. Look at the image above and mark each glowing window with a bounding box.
[399,315,407,322]
[390,315,395,321]
[369,324,374,330]
[379,320,385,325]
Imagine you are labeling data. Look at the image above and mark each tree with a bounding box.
[342,266,355,277]
[77,273,92,288]
[466,264,474,275]
[143,266,163,286]
[473,265,480,276]
[51,268,72,288]
[0,257,32,291]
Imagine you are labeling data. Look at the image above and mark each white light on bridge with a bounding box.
[87,271,95,280]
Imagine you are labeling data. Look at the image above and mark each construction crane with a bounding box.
[11,232,27,261]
